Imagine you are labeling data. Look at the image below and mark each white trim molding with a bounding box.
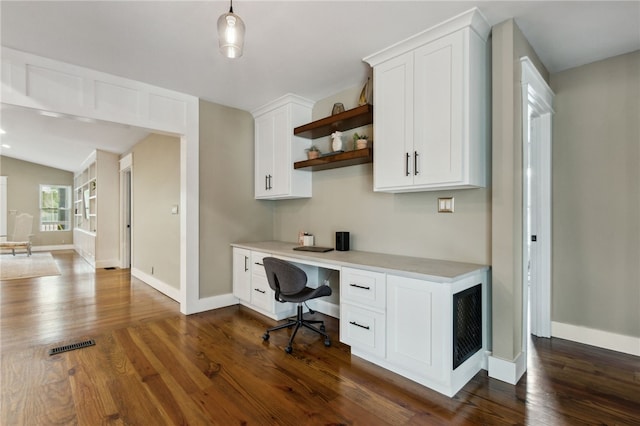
[131,267,180,303]
[2,47,199,315]
[552,322,640,357]
[32,244,75,252]
[488,352,527,385]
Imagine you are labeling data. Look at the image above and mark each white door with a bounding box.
[386,275,447,382]
[521,57,554,345]
[373,51,414,190]
[254,113,274,198]
[413,30,464,186]
[270,106,290,197]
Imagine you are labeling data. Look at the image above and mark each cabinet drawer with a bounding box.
[341,267,386,309]
[340,302,385,358]
[251,251,271,277]
[251,275,273,312]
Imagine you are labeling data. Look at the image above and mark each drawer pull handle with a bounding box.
[349,283,371,290]
[254,288,266,294]
[349,321,370,330]
[244,256,248,272]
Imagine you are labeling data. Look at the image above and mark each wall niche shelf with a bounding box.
[294,148,373,171]
[293,104,373,139]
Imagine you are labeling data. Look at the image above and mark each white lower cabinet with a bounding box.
[232,248,296,320]
[340,266,487,397]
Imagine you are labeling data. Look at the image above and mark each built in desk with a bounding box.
[231,241,491,397]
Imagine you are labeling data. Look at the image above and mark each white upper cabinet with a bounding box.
[252,94,313,199]
[364,8,490,192]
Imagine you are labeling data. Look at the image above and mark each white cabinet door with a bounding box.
[413,30,464,187]
[373,51,414,191]
[232,248,251,302]
[270,107,291,196]
[254,114,275,198]
[386,275,448,382]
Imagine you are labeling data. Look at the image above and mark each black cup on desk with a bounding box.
[336,232,350,251]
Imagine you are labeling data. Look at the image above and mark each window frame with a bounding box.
[39,184,72,232]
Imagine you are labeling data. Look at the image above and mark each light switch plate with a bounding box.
[171,205,179,215]
[438,197,454,213]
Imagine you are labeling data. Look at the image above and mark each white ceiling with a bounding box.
[1,1,639,172]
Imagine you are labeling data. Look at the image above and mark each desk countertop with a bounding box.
[231,241,489,283]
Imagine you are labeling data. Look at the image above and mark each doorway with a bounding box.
[120,154,133,269]
[521,57,554,353]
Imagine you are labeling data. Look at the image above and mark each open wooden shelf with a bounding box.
[294,148,373,171]
[294,104,373,139]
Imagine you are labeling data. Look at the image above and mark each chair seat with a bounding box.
[279,285,332,304]
[0,241,30,249]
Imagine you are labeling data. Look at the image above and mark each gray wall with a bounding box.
[551,50,640,338]
[0,155,73,246]
[199,100,273,298]
[491,19,549,361]
[273,85,491,263]
[132,134,181,289]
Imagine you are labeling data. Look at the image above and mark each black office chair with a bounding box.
[261,257,332,353]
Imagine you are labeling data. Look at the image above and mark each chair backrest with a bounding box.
[11,213,33,242]
[263,257,307,299]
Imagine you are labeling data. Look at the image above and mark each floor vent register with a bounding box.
[48,339,96,356]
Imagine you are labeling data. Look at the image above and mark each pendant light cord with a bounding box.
[229,0,234,13]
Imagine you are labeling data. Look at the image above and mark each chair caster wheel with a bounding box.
[324,339,331,347]
[320,324,326,332]
[262,333,270,341]
[285,346,293,354]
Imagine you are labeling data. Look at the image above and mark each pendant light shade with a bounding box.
[217,1,245,59]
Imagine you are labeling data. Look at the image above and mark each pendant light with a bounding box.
[217,0,245,59]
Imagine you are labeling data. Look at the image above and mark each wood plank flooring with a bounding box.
[2,250,639,425]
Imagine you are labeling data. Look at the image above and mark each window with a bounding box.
[40,185,71,231]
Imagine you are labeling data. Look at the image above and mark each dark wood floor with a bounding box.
[2,251,639,425]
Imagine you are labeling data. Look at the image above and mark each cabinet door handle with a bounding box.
[349,321,370,330]
[414,151,419,175]
[244,256,248,272]
[265,175,269,190]
[268,174,273,190]
[405,152,410,176]
[254,288,266,294]
[349,283,371,290]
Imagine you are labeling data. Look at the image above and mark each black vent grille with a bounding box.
[453,284,482,370]
[48,339,95,356]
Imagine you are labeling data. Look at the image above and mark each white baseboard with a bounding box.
[95,258,120,269]
[186,293,240,314]
[488,351,526,385]
[131,268,180,302]
[33,244,75,252]
[552,321,640,356]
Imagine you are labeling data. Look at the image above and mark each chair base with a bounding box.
[262,304,331,354]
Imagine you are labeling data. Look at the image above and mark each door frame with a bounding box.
[520,57,555,348]
[119,154,133,269]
